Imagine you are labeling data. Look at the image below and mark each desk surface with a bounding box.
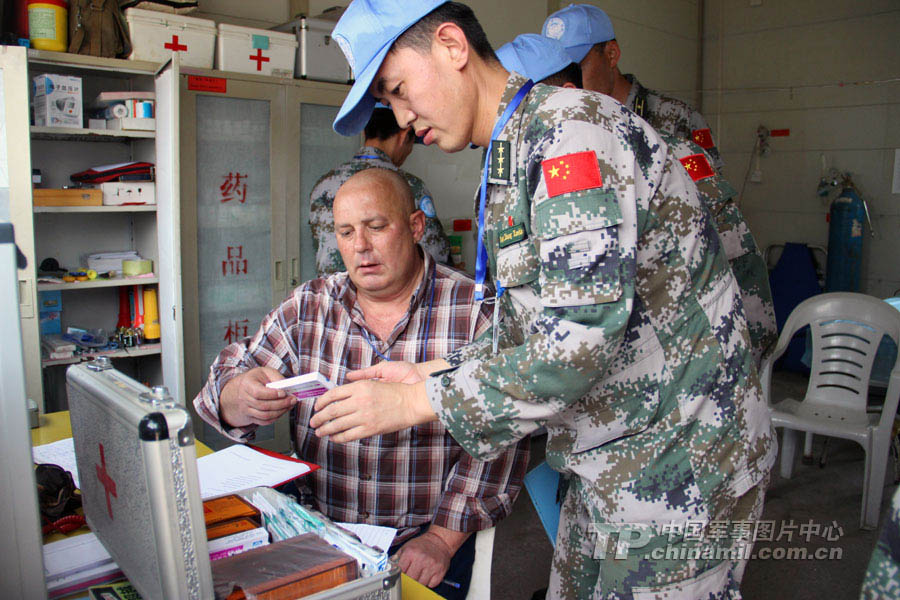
[32,412,443,600]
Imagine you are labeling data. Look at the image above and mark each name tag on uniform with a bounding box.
[498,222,527,248]
[488,140,512,185]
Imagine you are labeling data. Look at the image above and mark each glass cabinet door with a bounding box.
[181,76,287,450]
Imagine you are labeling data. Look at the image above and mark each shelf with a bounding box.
[31,126,155,142]
[42,343,162,368]
[27,49,161,76]
[34,205,157,214]
[37,275,159,291]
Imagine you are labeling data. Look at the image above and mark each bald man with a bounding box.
[195,168,528,598]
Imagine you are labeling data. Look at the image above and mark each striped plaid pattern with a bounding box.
[194,252,529,542]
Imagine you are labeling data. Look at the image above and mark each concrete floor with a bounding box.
[489,372,898,599]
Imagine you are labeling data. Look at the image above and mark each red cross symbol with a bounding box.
[95,443,117,520]
[164,35,188,52]
[249,48,270,71]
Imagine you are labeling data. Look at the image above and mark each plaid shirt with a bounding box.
[194,253,529,544]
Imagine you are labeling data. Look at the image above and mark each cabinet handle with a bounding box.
[274,260,283,282]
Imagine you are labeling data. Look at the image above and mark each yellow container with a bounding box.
[28,0,67,52]
[142,287,160,341]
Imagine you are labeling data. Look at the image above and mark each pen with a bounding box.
[442,579,461,589]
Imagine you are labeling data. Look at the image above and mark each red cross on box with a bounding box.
[249,48,270,71]
[95,443,118,520]
[164,34,188,52]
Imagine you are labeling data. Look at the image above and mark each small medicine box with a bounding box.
[216,24,297,77]
[100,182,156,206]
[125,8,217,68]
[33,74,83,128]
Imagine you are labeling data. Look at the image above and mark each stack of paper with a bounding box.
[44,533,122,599]
[86,251,141,274]
[197,444,315,499]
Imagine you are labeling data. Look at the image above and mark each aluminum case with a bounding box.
[67,360,213,600]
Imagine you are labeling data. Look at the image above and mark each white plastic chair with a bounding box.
[464,527,494,600]
[760,292,900,529]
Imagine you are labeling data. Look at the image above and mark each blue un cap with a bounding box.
[542,4,615,64]
[496,34,575,84]
[331,0,449,136]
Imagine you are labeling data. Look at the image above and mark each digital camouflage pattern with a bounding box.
[548,473,767,599]
[308,146,451,275]
[861,485,900,599]
[623,73,724,170]
[424,73,776,597]
[665,134,777,368]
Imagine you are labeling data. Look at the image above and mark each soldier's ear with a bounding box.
[606,40,621,69]
[433,22,469,71]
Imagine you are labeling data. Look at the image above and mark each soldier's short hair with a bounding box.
[542,63,583,89]
[364,107,415,142]
[393,2,499,65]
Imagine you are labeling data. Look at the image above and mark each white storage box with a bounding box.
[273,10,352,83]
[216,24,297,77]
[107,117,156,131]
[33,74,82,128]
[125,7,216,68]
[99,182,156,206]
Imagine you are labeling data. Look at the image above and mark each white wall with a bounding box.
[189,0,705,272]
[702,0,900,297]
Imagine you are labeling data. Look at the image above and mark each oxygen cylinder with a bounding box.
[824,184,866,293]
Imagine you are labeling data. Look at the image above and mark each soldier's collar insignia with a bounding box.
[488,140,511,184]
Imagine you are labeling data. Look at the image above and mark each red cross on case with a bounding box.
[250,48,270,71]
[95,443,118,519]
[164,34,188,52]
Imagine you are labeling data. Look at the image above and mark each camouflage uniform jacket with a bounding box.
[308,146,451,275]
[665,134,777,367]
[425,73,776,531]
[623,73,724,170]
[861,485,900,599]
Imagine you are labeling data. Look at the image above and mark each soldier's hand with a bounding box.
[219,367,296,428]
[347,358,451,385]
[310,380,436,442]
[395,531,453,589]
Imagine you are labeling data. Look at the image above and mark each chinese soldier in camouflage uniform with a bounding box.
[312,2,776,598]
[861,485,900,599]
[309,107,451,275]
[497,32,777,368]
[543,4,725,169]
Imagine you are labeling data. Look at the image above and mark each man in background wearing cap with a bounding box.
[314,2,775,597]
[498,33,777,368]
[543,3,725,170]
[310,106,451,276]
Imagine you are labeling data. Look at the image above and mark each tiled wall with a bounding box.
[702,0,900,297]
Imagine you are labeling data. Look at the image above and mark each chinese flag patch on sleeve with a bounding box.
[541,151,603,198]
[692,128,715,149]
[679,153,715,182]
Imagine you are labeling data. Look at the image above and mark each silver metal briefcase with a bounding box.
[67,358,213,600]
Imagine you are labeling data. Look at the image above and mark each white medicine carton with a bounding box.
[216,23,297,78]
[125,8,217,68]
[99,182,156,206]
[33,74,82,128]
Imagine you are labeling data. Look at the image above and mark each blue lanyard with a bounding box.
[353,154,382,160]
[360,265,436,363]
[474,80,534,301]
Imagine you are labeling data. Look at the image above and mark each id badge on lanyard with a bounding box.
[473,80,534,354]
